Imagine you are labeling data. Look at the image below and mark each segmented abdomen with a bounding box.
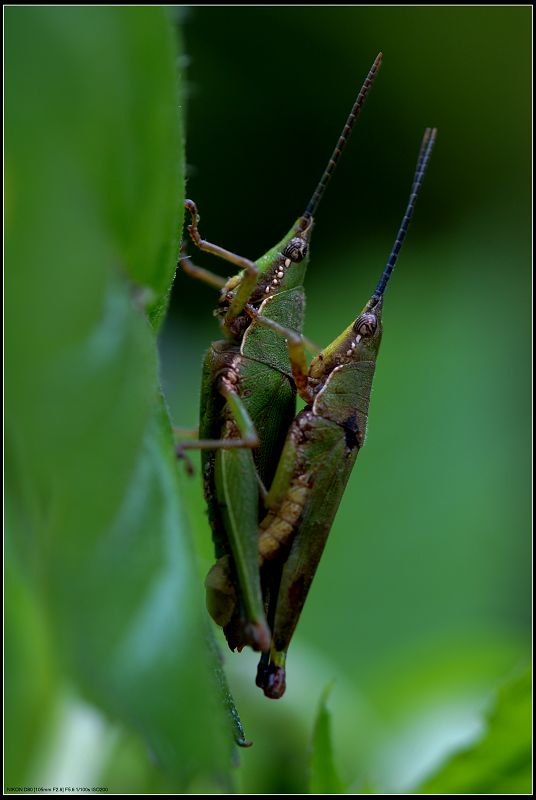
[258,476,310,562]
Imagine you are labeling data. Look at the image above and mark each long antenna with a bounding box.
[373,127,437,298]
[302,52,382,221]
[412,127,432,188]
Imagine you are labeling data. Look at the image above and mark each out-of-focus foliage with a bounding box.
[162,5,531,795]
[5,551,57,785]
[5,6,230,791]
[309,685,346,794]
[417,669,532,794]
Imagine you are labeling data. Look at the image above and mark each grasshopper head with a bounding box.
[216,217,313,336]
[309,294,383,382]
[248,216,313,303]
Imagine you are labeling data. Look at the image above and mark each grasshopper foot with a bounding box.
[261,664,286,700]
[175,444,196,476]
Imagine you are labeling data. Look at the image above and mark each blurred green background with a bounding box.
[164,5,531,793]
[6,5,531,795]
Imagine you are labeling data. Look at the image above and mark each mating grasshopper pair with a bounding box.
[177,52,436,699]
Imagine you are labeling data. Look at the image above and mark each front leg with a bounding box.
[175,378,259,457]
[178,240,227,290]
[184,199,260,329]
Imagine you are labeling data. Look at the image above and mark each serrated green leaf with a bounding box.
[309,684,346,794]
[5,7,229,788]
[417,669,532,794]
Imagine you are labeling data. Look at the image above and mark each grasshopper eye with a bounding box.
[283,238,308,263]
[353,313,377,337]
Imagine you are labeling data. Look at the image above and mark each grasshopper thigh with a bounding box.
[215,445,270,652]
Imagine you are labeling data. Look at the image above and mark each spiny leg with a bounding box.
[256,567,288,700]
[256,560,284,691]
[178,377,270,651]
[184,199,260,327]
[216,382,271,651]
[175,380,259,459]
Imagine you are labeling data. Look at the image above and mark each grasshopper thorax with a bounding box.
[251,216,313,302]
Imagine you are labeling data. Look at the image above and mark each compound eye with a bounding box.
[353,313,377,337]
[283,237,308,263]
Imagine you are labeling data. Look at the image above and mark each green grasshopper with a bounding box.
[177,54,382,653]
[230,127,436,697]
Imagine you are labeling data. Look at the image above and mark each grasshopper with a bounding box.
[212,127,436,697]
[177,54,382,653]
